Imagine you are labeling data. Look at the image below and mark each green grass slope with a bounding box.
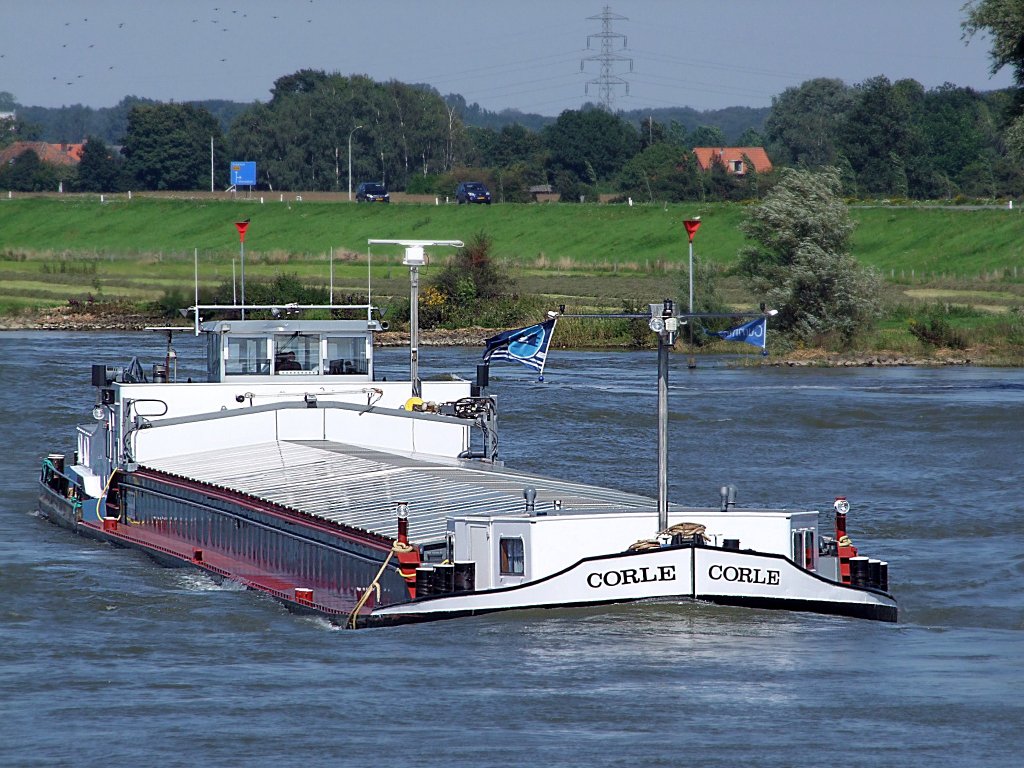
[1,196,1023,314]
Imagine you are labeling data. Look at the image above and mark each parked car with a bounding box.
[456,181,492,205]
[355,182,390,203]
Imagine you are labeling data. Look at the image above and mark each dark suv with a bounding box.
[355,182,390,203]
[456,181,491,205]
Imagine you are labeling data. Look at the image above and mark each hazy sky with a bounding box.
[0,0,1014,115]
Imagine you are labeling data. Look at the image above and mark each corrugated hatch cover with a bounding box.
[143,440,663,543]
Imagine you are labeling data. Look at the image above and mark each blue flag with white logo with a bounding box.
[709,317,767,349]
[483,318,557,374]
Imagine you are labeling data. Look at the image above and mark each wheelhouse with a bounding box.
[203,319,378,383]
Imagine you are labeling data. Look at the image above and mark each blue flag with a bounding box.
[483,318,557,374]
[709,317,767,349]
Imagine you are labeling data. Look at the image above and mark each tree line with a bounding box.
[1,66,1021,201]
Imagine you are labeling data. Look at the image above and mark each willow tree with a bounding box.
[737,167,881,345]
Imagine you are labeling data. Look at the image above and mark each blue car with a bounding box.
[356,182,390,203]
[456,181,492,204]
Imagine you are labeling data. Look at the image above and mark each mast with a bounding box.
[650,300,678,531]
[367,239,465,398]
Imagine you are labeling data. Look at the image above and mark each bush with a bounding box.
[154,287,191,318]
[421,231,516,328]
[908,306,967,349]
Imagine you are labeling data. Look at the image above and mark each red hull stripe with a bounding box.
[81,517,355,615]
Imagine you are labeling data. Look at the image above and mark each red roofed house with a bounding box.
[0,141,85,166]
[692,146,772,176]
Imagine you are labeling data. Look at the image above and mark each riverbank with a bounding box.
[0,303,998,366]
[0,304,493,346]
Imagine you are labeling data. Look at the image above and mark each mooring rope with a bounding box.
[347,541,415,629]
[627,522,708,552]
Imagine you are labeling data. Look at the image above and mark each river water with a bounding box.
[1,331,1022,767]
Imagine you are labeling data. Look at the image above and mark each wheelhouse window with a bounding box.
[325,336,367,375]
[499,537,525,576]
[274,333,319,375]
[224,336,270,376]
[792,529,815,570]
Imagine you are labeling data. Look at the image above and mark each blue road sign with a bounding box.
[230,161,256,187]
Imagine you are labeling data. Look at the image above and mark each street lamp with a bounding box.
[347,125,363,201]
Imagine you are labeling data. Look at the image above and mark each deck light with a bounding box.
[720,485,737,511]
[523,487,537,513]
[395,502,410,545]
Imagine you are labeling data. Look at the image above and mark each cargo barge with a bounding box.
[37,239,897,626]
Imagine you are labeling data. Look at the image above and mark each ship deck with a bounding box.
[142,440,666,544]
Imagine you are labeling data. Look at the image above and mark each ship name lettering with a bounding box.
[586,565,676,589]
[708,564,780,585]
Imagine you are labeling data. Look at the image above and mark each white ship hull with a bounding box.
[369,543,896,625]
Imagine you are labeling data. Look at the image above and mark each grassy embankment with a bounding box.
[1,195,1023,360]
